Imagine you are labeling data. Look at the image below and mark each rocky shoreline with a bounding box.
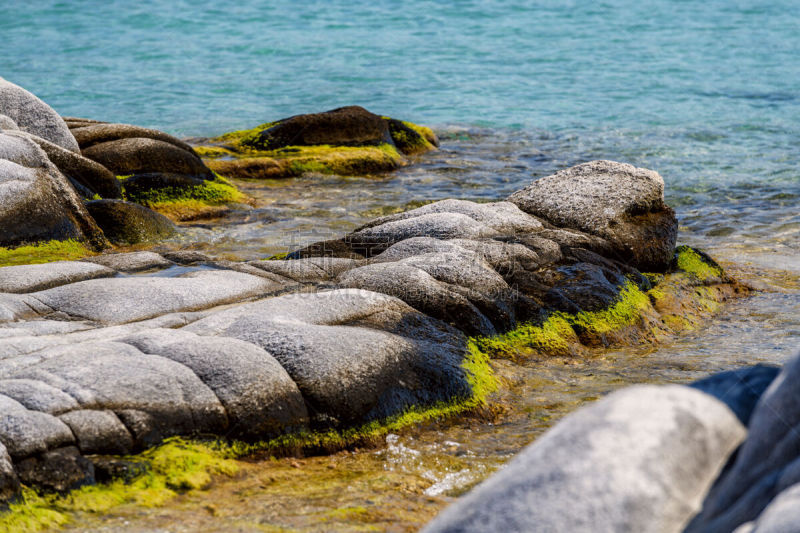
[0,77,784,531]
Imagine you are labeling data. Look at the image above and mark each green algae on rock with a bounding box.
[120,173,247,222]
[192,107,438,180]
[0,240,95,267]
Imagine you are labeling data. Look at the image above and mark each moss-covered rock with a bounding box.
[192,107,437,179]
[120,173,246,221]
[85,200,176,245]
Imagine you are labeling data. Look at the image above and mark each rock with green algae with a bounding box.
[85,200,176,245]
[0,159,743,515]
[193,105,438,179]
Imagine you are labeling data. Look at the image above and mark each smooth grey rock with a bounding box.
[71,122,197,153]
[744,483,800,533]
[424,385,745,533]
[84,251,172,273]
[58,410,134,455]
[687,354,800,532]
[0,132,106,248]
[0,78,79,152]
[249,257,362,283]
[11,129,121,198]
[122,328,309,438]
[509,160,678,269]
[364,199,543,235]
[0,393,74,458]
[0,261,114,294]
[32,270,277,324]
[0,293,51,323]
[81,137,211,178]
[349,212,499,257]
[15,445,94,493]
[338,261,496,336]
[8,341,227,442]
[0,379,79,414]
[187,289,470,426]
[0,114,18,130]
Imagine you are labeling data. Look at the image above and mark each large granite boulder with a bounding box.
[424,385,746,533]
[508,160,678,270]
[0,78,79,152]
[0,131,107,249]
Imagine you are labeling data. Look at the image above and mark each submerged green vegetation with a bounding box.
[0,240,94,267]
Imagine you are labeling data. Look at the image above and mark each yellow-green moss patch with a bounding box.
[675,245,723,281]
[0,439,239,533]
[0,240,95,267]
[204,144,405,179]
[121,174,247,222]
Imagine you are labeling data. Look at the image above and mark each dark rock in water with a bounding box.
[17,130,122,199]
[246,105,393,151]
[62,116,107,129]
[687,354,800,532]
[424,385,745,533]
[690,364,780,425]
[385,118,438,155]
[161,250,213,265]
[86,199,176,245]
[71,122,197,154]
[15,446,95,493]
[0,77,79,152]
[82,137,213,179]
[0,131,107,249]
[509,160,678,270]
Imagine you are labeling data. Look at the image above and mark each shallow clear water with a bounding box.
[3,2,800,529]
